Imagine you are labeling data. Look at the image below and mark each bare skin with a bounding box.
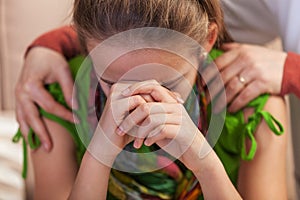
[31,45,287,199]
[204,43,287,113]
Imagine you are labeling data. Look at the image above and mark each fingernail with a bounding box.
[122,88,131,96]
[116,127,125,136]
[176,96,185,104]
[144,140,151,146]
[134,140,140,149]
[43,143,50,152]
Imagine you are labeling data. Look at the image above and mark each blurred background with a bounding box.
[0,0,72,199]
[0,0,298,199]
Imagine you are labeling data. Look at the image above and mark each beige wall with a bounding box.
[0,0,73,110]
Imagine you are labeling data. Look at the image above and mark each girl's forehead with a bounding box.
[94,48,197,82]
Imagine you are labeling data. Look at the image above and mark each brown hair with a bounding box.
[73,0,232,51]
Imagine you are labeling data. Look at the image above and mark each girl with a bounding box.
[14,0,288,199]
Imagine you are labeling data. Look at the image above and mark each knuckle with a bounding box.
[240,52,250,63]
[23,83,31,93]
[221,70,230,82]
[144,116,153,125]
[149,79,159,85]
[42,102,54,112]
[240,49,252,64]
[160,125,168,136]
[133,95,145,105]
[151,88,159,97]
[175,103,185,114]
[140,103,150,114]
[121,120,131,131]
[227,81,236,92]
[240,89,251,100]
[23,80,36,94]
[149,115,160,125]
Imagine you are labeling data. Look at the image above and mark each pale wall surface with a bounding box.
[0,0,73,110]
[0,1,73,199]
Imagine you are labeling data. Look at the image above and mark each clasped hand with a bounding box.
[90,80,206,171]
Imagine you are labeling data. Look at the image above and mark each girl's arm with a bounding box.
[182,96,288,199]
[68,151,111,199]
[190,140,242,200]
[118,80,243,199]
[238,96,288,199]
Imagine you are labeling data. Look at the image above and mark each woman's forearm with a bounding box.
[69,151,111,200]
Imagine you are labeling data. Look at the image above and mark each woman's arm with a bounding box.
[238,96,288,199]
[281,52,300,98]
[16,26,81,151]
[26,26,81,59]
[215,43,300,112]
[31,118,79,200]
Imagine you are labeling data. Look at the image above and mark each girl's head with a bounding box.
[73,0,231,50]
[73,0,231,97]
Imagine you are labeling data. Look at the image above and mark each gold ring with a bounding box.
[238,75,246,84]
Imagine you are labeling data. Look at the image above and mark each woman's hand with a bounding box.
[119,80,206,172]
[15,47,75,151]
[204,43,287,113]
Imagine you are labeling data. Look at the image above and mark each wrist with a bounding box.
[83,150,112,170]
[181,133,214,173]
[87,130,121,167]
[191,149,221,176]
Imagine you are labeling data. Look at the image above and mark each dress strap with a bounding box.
[240,94,284,160]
